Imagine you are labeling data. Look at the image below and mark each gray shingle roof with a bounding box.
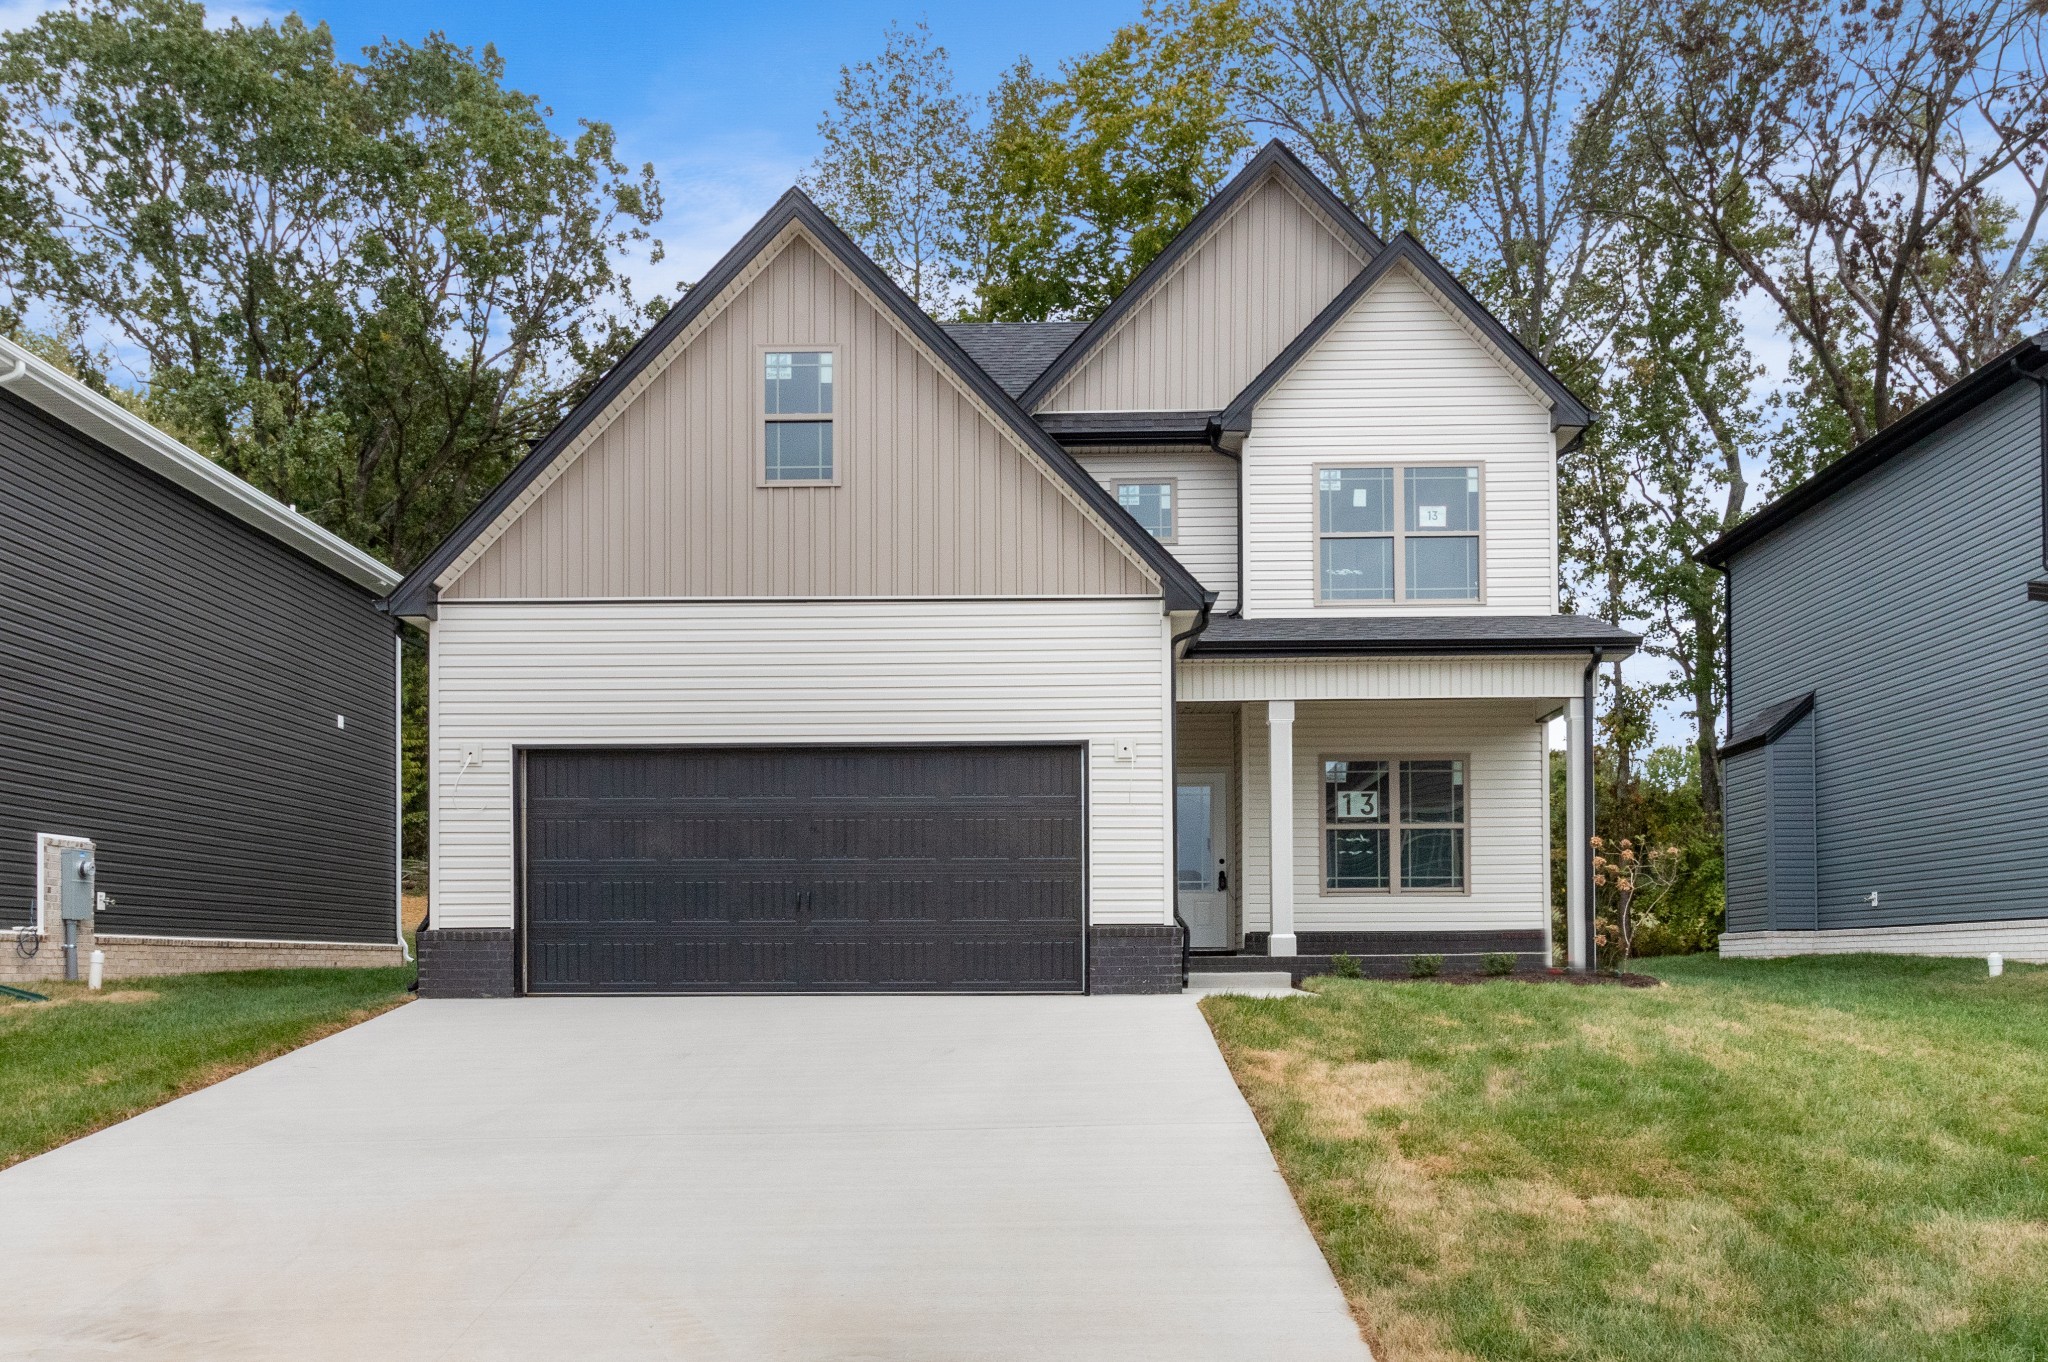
[1187,613,1640,658]
[941,322,1089,398]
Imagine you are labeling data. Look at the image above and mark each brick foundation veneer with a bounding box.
[3,932,401,984]
[1234,929,1550,981]
[1087,924,1183,994]
[415,928,516,998]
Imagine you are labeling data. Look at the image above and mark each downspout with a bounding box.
[0,354,28,387]
[1167,594,1218,989]
[393,628,413,963]
[1580,650,1599,973]
[2009,356,2048,574]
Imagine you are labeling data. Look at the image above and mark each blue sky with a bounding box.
[297,1,1142,296]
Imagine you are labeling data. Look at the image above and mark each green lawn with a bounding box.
[1203,955,2048,1362]
[0,967,413,1170]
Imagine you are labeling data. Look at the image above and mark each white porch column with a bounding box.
[1266,699,1297,957]
[1565,691,1591,972]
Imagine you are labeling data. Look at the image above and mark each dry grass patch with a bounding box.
[1204,955,2048,1362]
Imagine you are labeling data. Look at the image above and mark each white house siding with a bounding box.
[428,599,1172,932]
[1236,699,1552,934]
[1178,654,1587,703]
[1240,262,1559,617]
[1074,445,1240,610]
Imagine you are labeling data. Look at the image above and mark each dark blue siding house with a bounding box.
[1702,335,2048,961]
[0,337,406,983]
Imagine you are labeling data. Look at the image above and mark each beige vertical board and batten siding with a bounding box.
[444,233,1155,601]
[428,599,1171,931]
[1241,262,1559,616]
[1039,174,1368,413]
[1073,445,1239,609]
[1236,699,1551,934]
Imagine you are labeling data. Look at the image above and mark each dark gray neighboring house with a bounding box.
[0,337,405,979]
[1701,334,2048,962]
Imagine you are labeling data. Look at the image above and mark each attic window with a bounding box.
[1116,480,1176,542]
[763,349,835,483]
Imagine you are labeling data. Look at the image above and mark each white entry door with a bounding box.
[1176,773,1232,950]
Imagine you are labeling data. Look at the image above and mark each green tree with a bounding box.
[0,0,663,570]
[802,19,974,315]
[965,0,1259,320]
[1238,0,1478,244]
[1653,0,2048,454]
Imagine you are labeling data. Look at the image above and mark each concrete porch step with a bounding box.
[1185,971,1300,997]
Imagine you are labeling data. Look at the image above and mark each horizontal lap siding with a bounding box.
[1178,655,1585,702]
[0,392,395,941]
[1729,384,2048,929]
[1041,175,1365,413]
[1242,264,1558,616]
[429,599,1169,930]
[1236,699,1548,933]
[1074,446,1239,609]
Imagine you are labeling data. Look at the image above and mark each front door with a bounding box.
[1176,773,1232,950]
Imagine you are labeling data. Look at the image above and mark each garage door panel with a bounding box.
[523,746,1087,993]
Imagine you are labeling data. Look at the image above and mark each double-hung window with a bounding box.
[1322,757,1466,892]
[763,349,835,483]
[1116,480,1176,542]
[1317,465,1480,602]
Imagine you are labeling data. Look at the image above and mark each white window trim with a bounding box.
[1114,476,1179,544]
[1312,461,1486,606]
[757,344,841,487]
[1318,753,1471,896]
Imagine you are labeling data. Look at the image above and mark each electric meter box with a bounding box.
[58,848,95,921]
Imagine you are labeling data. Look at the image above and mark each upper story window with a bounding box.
[1317,464,1481,603]
[763,349,835,483]
[1116,480,1176,542]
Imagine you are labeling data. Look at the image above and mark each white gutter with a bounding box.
[0,336,399,594]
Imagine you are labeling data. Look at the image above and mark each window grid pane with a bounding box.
[1118,482,1175,540]
[1318,464,1481,602]
[764,350,833,415]
[1324,757,1467,892]
[764,421,833,481]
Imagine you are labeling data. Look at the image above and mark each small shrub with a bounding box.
[1410,953,1443,979]
[1482,952,1517,977]
[1330,952,1362,979]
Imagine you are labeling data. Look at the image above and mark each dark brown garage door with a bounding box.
[521,745,1086,993]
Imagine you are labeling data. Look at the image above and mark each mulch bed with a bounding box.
[1398,969,1664,988]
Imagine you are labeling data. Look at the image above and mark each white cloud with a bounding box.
[615,130,810,303]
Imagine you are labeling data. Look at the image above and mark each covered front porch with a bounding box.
[1173,632,1627,977]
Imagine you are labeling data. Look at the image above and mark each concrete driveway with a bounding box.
[2,995,1370,1361]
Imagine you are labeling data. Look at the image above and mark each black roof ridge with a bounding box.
[1188,611,1639,659]
[1699,334,2048,568]
[388,190,1208,617]
[1217,232,1594,435]
[1719,690,1815,758]
[1015,140,1385,411]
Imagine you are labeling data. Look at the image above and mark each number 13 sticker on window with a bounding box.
[1337,790,1380,819]
[1418,504,1449,528]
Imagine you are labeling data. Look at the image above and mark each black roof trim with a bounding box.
[1185,613,1639,659]
[1035,410,1221,446]
[389,189,1208,617]
[1700,335,2048,568]
[1218,233,1595,435]
[1719,691,1814,758]
[1015,140,1385,411]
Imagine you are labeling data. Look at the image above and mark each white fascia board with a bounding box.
[0,337,400,594]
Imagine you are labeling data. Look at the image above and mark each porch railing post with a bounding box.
[1565,691,1592,972]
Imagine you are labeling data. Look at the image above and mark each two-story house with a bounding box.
[390,142,1637,996]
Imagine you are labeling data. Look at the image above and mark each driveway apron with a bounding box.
[1,995,1370,1361]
